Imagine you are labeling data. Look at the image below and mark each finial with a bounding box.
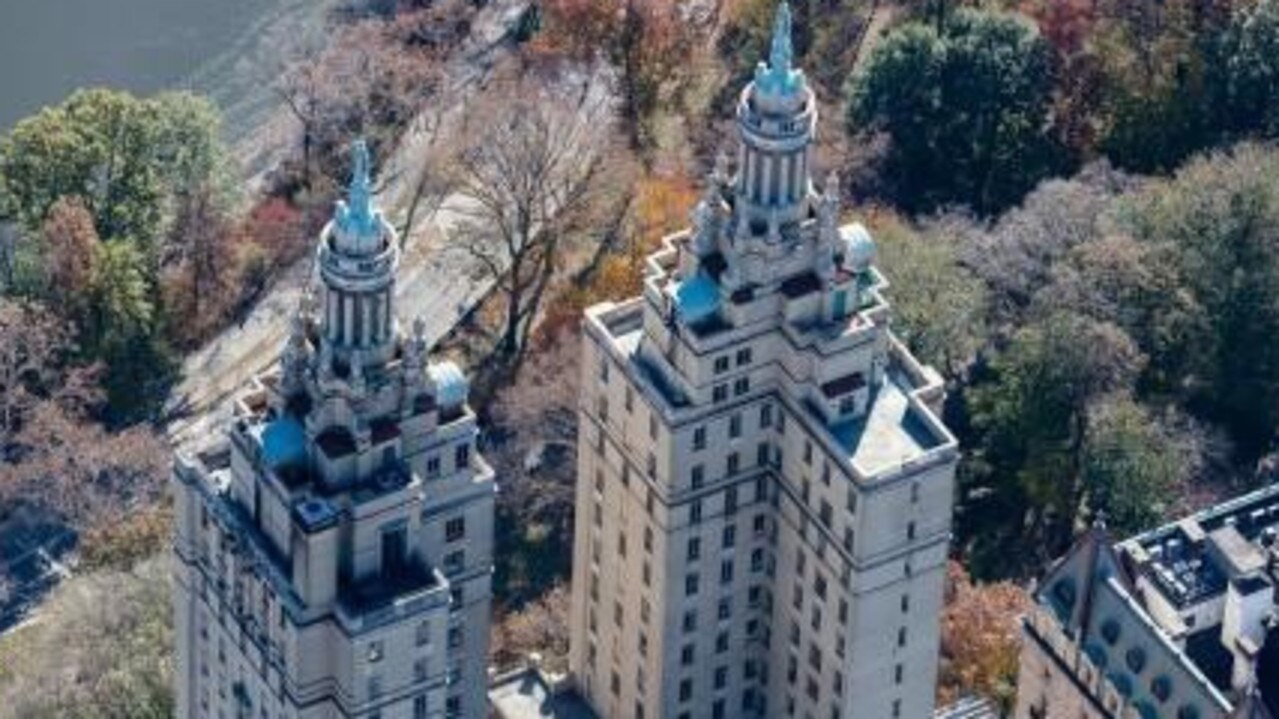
[770,1,794,76]
[754,1,803,95]
[339,138,378,237]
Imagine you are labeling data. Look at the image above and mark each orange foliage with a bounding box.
[938,561,1031,711]
[536,173,698,345]
[534,0,622,60]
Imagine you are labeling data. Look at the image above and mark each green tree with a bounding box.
[872,212,988,378]
[1223,0,1279,138]
[963,312,1143,576]
[1115,144,1279,452]
[847,9,1064,215]
[84,239,175,423]
[1082,396,1186,535]
[0,89,230,251]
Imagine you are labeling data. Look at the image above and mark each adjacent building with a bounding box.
[172,142,495,719]
[1016,485,1279,718]
[566,4,961,718]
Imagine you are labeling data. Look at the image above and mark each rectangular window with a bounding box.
[445,516,466,542]
[727,452,740,476]
[736,348,753,366]
[690,500,703,524]
[426,455,441,477]
[693,425,707,450]
[734,377,750,396]
[713,384,728,403]
[714,356,730,374]
[454,443,470,470]
[687,537,701,561]
[729,414,742,438]
[691,464,705,488]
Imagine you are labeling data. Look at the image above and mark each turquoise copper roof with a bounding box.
[260,416,308,469]
[429,361,470,408]
[755,1,804,96]
[674,272,720,325]
[335,139,380,238]
[843,223,877,270]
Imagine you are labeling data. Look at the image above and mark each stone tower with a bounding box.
[173,141,495,719]
[566,4,960,718]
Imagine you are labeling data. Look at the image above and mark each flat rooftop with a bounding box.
[1127,483,1279,609]
[827,368,942,475]
[488,668,597,719]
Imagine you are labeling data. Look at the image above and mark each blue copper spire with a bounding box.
[770,1,794,77]
[755,1,803,96]
[337,138,378,238]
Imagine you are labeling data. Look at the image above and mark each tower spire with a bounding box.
[337,138,378,240]
[770,1,794,77]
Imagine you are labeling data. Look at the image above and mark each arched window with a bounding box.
[1151,675,1172,702]
[1126,646,1147,674]
[1101,619,1121,645]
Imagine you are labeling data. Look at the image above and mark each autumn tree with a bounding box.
[449,84,611,362]
[537,0,690,149]
[41,197,101,321]
[0,300,74,448]
[491,584,571,672]
[938,562,1030,713]
[278,18,438,190]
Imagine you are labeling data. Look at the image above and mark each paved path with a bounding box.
[164,0,530,449]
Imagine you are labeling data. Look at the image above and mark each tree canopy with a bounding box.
[847,8,1063,215]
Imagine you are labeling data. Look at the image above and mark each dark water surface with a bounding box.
[0,0,333,135]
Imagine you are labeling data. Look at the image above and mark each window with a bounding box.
[416,620,432,646]
[597,396,609,422]
[690,500,703,524]
[426,455,441,477]
[734,377,750,396]
[445,516,466,542]
[685,573,700,596]
[448,626,463,649]
[683,610,697,633]
[714,356,730,374]
[729,414,742,438]
[907,521,916,540]
[367,640,384,663]
[757,442,770,467]
[599,354,610,383]
[693,426,707,450]
[895,663,904,684]
[901,594,910,613]
[718,598,732,620]
[716,631,729,653]
[803,441,813,465]
[414,695,428,719]
[720,559,734,584]
[722,525,736,548]
[725,487,738,515]
[681,644,695,666]
[625,387,634,413]
[444,549,465,576]
[727,452,740,476]
[736,348,753,366]
[897,627,907,647]
[691,464,705,488]
[714,666,728,689]
[713,384,728,403]
[819,500,833,528]
[679,679,693,701]
[646,453,656,478]
[613,601,624,627]
[618,532,628,558]
[759,403,773,428]
[454,443,470,470]
[687,537,702,561]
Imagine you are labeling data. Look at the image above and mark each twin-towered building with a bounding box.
[172,4,963,718]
